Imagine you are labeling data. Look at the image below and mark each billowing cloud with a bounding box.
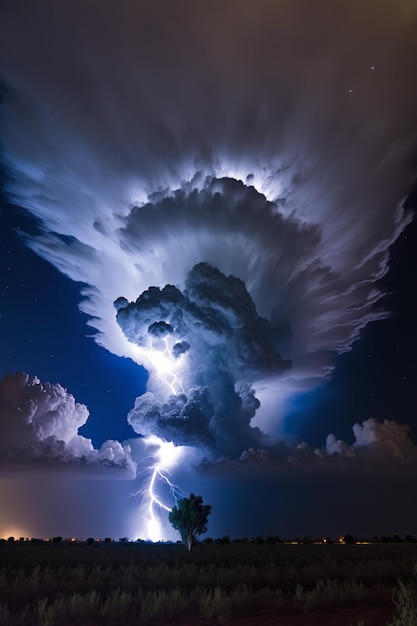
[0,373,136,477]
[324,434,354,457]
[198,418,417,475]
[1,0,415,409]
[310,418,417,463]
[116,263,288,457]
[115,261,290,374]
[127,389,216,451]
[352,418,417,460]
[316,418,417,465]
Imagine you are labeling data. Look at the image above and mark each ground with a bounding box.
[169,584,395,626]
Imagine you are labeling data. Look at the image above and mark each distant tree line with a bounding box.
[1,533,416,545]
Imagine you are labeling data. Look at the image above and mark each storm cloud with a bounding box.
[116,263,288,456]
[0,373,136,477]
[1,0,417,539]
[1,1,415,405]
[198,417,417,477]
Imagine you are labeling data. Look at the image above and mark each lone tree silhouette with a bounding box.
[168,493,212,551]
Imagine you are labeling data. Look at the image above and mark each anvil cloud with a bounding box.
[1,2,415,407]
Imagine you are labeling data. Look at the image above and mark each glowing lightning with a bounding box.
[126,334,190,539]
[155,337,186,394]
[137,435,185,542]
[130,336,188,395]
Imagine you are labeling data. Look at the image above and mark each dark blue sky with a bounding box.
[0,173,144,446]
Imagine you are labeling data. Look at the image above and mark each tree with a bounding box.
[168,493,212,551]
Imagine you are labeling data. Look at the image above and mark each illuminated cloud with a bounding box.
[289,418,417,464]
[352,418,417,460]
[197,418,417,475]
[0,0,417,539]
[317,418,417,465]
[1,1,415,412]
[324,434,354,457]
[0,373,136,477]
[116,263,288,457]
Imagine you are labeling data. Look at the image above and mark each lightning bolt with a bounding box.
[155,337,186,395]
[130,337,188,395]
[126,336,190,540]
[135,435,184,542]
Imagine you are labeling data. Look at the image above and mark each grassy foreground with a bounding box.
[0,541,417,625]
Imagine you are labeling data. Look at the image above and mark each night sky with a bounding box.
[1,0,416,542]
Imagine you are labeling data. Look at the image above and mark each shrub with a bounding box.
[294,578,364,612]
[199,587,231,619]
[140,589,187,621]
[36,598,56,626]
[388,564,417,626]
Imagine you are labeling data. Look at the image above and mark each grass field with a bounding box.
[0,540,416,625]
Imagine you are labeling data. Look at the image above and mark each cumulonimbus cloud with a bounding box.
[116,263,289,457]
[0,372,136,477]
[0,0,416,445]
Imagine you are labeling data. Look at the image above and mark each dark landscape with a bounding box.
[1,538,416,625]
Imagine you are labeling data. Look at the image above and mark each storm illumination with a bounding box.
[1,0,416,540]
[130,338,188,396]
[136,435,184,542]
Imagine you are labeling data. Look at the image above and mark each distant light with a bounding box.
[0,527,28,540]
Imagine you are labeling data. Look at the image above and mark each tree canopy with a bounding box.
[168,493,212,551]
